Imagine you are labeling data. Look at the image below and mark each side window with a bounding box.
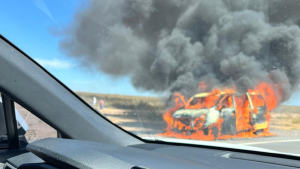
[219,95,233,108]
[249,95,265,107]
[234,95,251,118]
[14,103,57,143]
[234,95,248,108]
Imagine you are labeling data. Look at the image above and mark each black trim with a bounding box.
[18,163,59,169]
[57,132,62,138]
[1,94,19,148]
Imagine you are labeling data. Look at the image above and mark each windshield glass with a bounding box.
[2,0,300,156]
[187,95,221,109]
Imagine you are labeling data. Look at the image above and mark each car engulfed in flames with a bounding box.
[172,92,269,138]
[160,82,278,141]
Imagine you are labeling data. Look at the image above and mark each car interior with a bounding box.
[0,33,300,169]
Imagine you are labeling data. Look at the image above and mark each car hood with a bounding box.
[172,108,211,118]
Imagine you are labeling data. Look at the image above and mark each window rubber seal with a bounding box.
[1,94,19,149]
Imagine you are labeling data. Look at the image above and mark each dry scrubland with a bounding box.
[76,92,300,131]
[271,106,300,130]
[18,92,300,142]
[76,92,165,112]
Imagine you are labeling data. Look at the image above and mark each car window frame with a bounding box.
[1,94,20,149]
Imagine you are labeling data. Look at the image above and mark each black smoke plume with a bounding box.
[59,0,300,102]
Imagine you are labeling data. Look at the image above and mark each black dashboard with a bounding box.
[1,138,300,169]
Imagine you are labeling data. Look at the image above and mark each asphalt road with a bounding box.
[226,138,300,155]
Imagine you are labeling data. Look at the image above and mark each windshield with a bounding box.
[187,95,222,109]
[2,0,300,156]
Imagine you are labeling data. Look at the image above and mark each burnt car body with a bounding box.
[172,92,269,137]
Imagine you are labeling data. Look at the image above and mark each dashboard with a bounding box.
[1,138,300,169]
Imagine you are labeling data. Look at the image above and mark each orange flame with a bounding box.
[160,82,279,140]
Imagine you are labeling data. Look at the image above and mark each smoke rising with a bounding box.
[59,0,300,102]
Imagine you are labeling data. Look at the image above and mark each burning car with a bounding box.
[172,92,269,139]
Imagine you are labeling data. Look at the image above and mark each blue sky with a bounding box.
[0,0,300,105]
[0,0,158,96]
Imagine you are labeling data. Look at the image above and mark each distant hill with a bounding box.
[75,92,164,110]
[272,105,300,114]
[75,92,300,114]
